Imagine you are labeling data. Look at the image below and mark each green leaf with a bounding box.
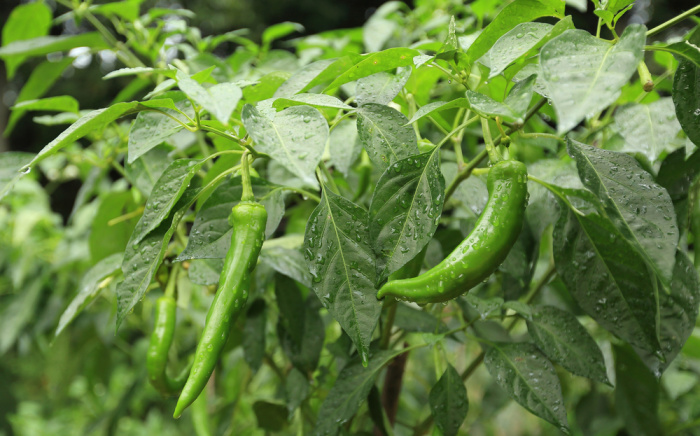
[285,368,310,416]
[303,188,381,366]
[275,59,337,97]
[299,56,362,93]
[177,177,285,260]
[0,152,33,201]
[483,22,553,78]
[0,279,43,355]
[90,0,143,21]
[648,40,700,68]
[272,93,353,111]
[325,48,420,90]
[614,344,661,436]
[116,188,198,329]
[612,98,682,162]
[252,401,288,432]
[484,342,569,432]
[567,139,678,286]
[634,251,700,377]
[242,104,328,188]
[103,67,176,80]
[12,96,79,114]
[429,363,469,436]
[328,118,362,177]
[1,2,52,78]
[262,22,304,49]
[466,0,565,63]
[275,275,324,373]
[0,32,109,59]
[393,303,449,334]
[313,349,406,436]
[5,57,74,135]
[187,258,223,286]
[672,29,700,146]
[355,67,412,106]
[26,101,140,169]
[553,192,661,354]
[357,103,419,170]
[369,151,444,282]
[131,159,204,244]
[55,253,123,337]
[463,294,504,319]
[541,25,645,133]
[465,74,535,123]
[124,146,171,197]
[656,147,700,203]
[127,94,195,163]
[175,69,242,123]
[407,98,471,125]
[527,305,610,385]
[243,299,267,372]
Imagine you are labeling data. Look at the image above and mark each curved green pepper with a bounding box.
[173,201,267,418]
[377,160,528,304]
[147,296,190,396]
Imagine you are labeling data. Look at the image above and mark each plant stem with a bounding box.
[380,298,398,349]
[646,4,700,37]
[240,152,254,202]
[319,162,340,194]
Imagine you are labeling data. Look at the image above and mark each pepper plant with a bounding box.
[1,0,700,434]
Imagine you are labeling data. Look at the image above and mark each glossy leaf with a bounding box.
[0,33,109,59]
[275,59,336,97]
[406,98,471,125]
[429,363,469,436]
[553,193,661,354]
[325,47,420,90]
[466,0,565,63]
[127,93,195,163]
[177,177,285,260]
[355,67,411,106]
[356,103,419,171]
[393,303,448,334]
[540,25,645,133]
[124,146,171,197]
[484,342,568,431]
[328,118,362,177]
[0,152,33,200]
[131,159,204,244]
[272,93,353,111]
[13,96,79,114]
[243,299,267,372]
[612,98,682,162]
[648,39,700,68]
[568,139,678,285]
[483,22,553,78]
[242,104,328,188]
[464,294,504,320]
[672,29,700,146]
[527,305,610,384]
[369,151,444,281]
[260,245,312,288]
[465,75,535,124]
[175,69,242,123]
[116,188,199,329]
[303,188,380,365]
[313,349,405,435]
[1,2,53,78]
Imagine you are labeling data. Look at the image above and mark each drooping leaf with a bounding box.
[567,139,678,286]
[484,342,569,432]
[429,363,469,436]
[672,29,700,146]
[313,349,406,436]
[369,151,444,282]
[260,245,312,288]
[55,253,123,337]
[242,104,328,188]
[527,305,610,384]
[303,188,381,366]
[612,98,682,162]
[540,25,645,133]
[356,103,419,171]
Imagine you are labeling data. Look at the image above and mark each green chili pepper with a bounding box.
[377,159,528,304]
[147,296,190,396]
[174,154,267,418]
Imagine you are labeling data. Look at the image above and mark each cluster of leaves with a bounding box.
[1,0,700,435]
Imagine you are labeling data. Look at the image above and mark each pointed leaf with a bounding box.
[465,75,535,123]
[567,139,678,285]
[303,188,381,365]
[527,305,610,384]
[0,33,109,58]
[484,22,553,78]
[325,48,420,90]
[0,152,33,200]
[369,151,444,281]
[672,29,700,146]
[272,93,353,111]
[328,118,362,177]
[275,59,336,98]
[484,342,568,431]
[355,67,412,106]
[242,104,328,188]
[407,98,471,125]
[357,103,418,171]
[612,98,682,162]
[540,25,645,133]
[429,363,469,436]
[1,2,52,78]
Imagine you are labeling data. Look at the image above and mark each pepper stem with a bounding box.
[165,264,179,299]
[240,152,254,202]
[481,117,503,164]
